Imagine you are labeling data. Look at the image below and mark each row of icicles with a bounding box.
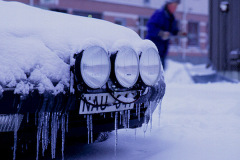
[12,101,162,160]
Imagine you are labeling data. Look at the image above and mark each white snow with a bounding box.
[0,1,157,94]
[164,60,194,84]
[64,60,240,160]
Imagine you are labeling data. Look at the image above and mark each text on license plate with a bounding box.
[79,101,134,114]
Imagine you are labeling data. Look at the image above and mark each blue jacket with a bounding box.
[146,5,179,57]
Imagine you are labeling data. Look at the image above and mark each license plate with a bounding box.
[79,100,134,114]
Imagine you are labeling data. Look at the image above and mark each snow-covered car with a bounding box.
[0,1,165,159]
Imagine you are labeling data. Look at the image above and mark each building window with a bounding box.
[40,0,59,5]
[138,17,149,39]
[114,18,126,26]
[50,8,67,13]
[73,10,102,19]
[144,0,150,4]
[188,22,199,46]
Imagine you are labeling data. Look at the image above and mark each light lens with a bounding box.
[80,46,110,89]
[139,48,161,86]
[115,47,139,88]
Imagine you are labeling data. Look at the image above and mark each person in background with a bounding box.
[146,0,186,69]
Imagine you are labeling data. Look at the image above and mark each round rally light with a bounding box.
[139,48,161,86]
[80,46,111,89]
[114,46,139,88]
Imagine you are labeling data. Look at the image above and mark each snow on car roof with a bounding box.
[0,1,157,95]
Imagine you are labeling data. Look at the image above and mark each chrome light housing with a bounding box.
[114,46,139,88]
[80,46,111,89]
[139,47,161,86]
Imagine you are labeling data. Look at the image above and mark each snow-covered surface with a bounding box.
[0,1,157,94]
[185,62,216,76]
[164,60,195,84]
[64,60,240,160]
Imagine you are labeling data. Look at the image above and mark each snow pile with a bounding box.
[164,60,194,84]
[0,1,157,95]
[185,63,216,76]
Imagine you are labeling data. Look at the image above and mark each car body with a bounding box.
[0,1,165,159]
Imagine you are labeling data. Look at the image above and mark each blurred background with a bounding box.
[5,0,240,81]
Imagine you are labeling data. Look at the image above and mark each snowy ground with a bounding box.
[63,60,240,160]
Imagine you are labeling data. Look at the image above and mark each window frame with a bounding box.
[138,16,149,39]
[187,21,200,46]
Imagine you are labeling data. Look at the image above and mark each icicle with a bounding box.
[66,113,69,133]
[90,115,93,144]
[114,112,118,157]
[150,102,153,132]
[87,115,90,144]
[122,111,127,128]
[135,104,138,116]
[51,112,58,159]
[51,113,54,159]
[127,110,130,128]
[86,114,93,144]
[158,99,162,127]
[41,114,45,156]
[36,130,40,160]
[70,70,75,94]
[57,112,61,130]
[42,112,49,156]
[111,112,113,118]
[119,111,123,125]
[138,104,141,121]
[125,110,127,128]
[36,112,43,160]
[35,112,65,160]
[61,115,66,160]
[36,121,40,160]
[46,113,50,152]
[13,114,18,160]
[104,113,106,119]
[142,115,148,138]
